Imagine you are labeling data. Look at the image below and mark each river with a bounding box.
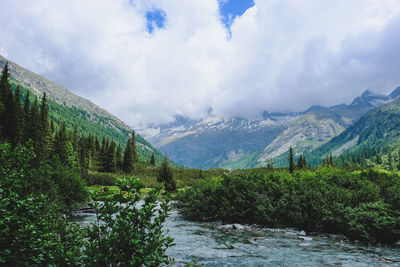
[75,209,400,266]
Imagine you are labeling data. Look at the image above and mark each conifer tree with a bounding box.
[157,156,176,192]
[105,140,116,172]
[38,93,51,160]
[297,155,304,169]
[14,86,24,145]
[100,137,107,171]
[302,155,307,168]
[71,126,79,150]
[0,62,11,101]
[78,139,89,175]
[3,88,18,144]
[150,153,156,166]
[289,147,295,173]
[50,119,55,134]
[26,96,41,149]
[116,144,123,170]
[329,154,334,167]
[54,124,68,164]
[131,130,138,162]
[122,138,134,173]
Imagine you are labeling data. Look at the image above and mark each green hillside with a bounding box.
[0,55,180,167]
[314,99,400,169]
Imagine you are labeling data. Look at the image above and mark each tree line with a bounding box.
[0,62,158,178]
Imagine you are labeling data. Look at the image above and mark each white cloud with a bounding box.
[1,0,400,127]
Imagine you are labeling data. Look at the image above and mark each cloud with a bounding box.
[1,0,400,127]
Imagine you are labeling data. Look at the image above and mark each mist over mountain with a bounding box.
[141,87,400,169]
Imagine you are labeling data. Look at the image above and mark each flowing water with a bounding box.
[75,209,400,266]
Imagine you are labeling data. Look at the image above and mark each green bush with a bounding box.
[85,177,174,266]
[176,167,400,244]
[0,143,86,266]
[85,172,116,186]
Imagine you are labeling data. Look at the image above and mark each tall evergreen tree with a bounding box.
[14,86,24,145]
[0,62,11,101]
[157,156,176,192]
[54,123,69,164]
[329,154,334,167]
[302,155,307,168]
[38,93,52,160]
[26,96,41,149]
[122,138,134,173]
[131,130,138,162]
[2,88,18,144]
[116,144,123,170]
[149,153,156,166]
[289,147,295,173]
[297,155,304,169]
[105,140,116,172]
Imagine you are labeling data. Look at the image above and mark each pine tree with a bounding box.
[302,155,307,168]
[388,152,394,170]
[2,87,18,144]
[329,154,334,167]
[38,93,52,160]
[26,96,41,149]
[116,144,123,170]
[375,154,382,164]
[100,137,107,172]
[14,86,24,145]
[105,140,116,172]
[297,155,304,169]
[122,138,134,173]
[0,63,11,134]
[157,156,176,192]
[50,119,55,134]
[131,130,138,162]
[54,123,68,164]
[150,153,156,166]
[289,147,295,173]
[0,62,11,101]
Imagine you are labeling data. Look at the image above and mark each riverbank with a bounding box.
[75,208,400,266]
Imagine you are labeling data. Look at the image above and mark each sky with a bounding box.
[1,0,400,128]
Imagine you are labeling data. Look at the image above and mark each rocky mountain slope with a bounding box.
[141,88,400,169]
[0,55,169,165]
[314,96,400,161]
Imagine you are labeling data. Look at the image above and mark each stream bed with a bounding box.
[75,209,400,266]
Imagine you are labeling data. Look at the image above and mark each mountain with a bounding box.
[313,97,400,164]
[141,88,399,169]
[0,55,171,165]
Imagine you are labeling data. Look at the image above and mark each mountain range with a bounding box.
[0,54,172,166]
[2,53,399,170]
[140,87,400,169]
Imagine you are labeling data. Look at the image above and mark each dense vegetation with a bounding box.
[0,142,173,265]
[0,63,174,265]
[177,167,400,244]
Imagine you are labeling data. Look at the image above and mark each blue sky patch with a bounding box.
[146,9,166,33]
[218,0,254,31]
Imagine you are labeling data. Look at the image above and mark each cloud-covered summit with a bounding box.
[1,0,400,128]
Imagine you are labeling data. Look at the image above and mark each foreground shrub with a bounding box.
[85,178,174,266]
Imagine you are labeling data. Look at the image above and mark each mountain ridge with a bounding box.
[141,87,400,169]
[0,54,176,166]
